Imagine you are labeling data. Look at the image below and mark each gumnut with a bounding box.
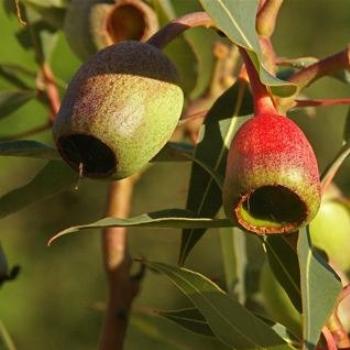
[64,0,159,61]
[223,113,321,234]
[53,41,184,179]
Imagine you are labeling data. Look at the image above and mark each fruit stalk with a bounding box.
[238,47,277,115]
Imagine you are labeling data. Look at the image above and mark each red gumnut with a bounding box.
[223,113,321,235]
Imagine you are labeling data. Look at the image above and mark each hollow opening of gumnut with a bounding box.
[239,185,307,232]
[57,134,116,178]
[107,4,146,42]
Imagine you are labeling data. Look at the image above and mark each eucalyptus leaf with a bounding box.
[0,140,59,160]
[156,307,214,337]
[265,236,301,312]
[152,142,194,162]
[0,90,36,119]
[0,63,35,89]
[297,227,342,350]
[0,161,76,219]
[179,80,252,264]
[48,209,233,245]
[145,261,293,350]
[198,0,297,97]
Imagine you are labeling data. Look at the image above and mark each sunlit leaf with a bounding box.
[199,0,297,97]
[265,235,301,312]
[297,227,342,350]
[48,209,232,245]
[179,80,252,264]
[156,307,214,337]
[145,261,293,349]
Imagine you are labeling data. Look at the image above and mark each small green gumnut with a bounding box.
[53,41,184,179]
[223,113,321,235]
[260,262,302,336]
[310,198,350,273]
[64,0,158,61]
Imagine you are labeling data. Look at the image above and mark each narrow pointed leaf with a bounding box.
[297,227,342,350]
[0,140,60,160]
[156,307,214,337]
[145,261,293,350]
[0,90,36,119]
[49,210,233,245]
[199,0,297,97]
[265,236,302,312]
[0,161,76,219]
[179,80,252,264]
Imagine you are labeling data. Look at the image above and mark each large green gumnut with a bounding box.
[53,41,184,179]
[260,262,302,336]
[64,0,158,61]
[310,198,350,273]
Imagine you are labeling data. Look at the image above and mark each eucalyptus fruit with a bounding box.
[53,41,184,179]
[223,113,321,234]
[64,0,158,61]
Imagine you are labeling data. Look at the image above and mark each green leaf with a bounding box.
[265,236,301,312]
[179,80,252,265]
[0,140,60,160]
[145,261,293,350]
[0,319,17,350]
[156,307,214,337]
[297,227,342,350]
[219,227,237,295]
[48,209,233,245]
[0,63,35,89]
[0,90,36,119]
[0,161,76,220]
[198,0,297,97]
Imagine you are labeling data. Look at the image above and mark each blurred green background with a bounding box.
[0,1,350,349]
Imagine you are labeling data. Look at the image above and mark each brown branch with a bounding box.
[295,98,350,108]
[99,176,140,350]
[256,0,284,38]
[147,12,214,49]
[36,63,61,123]
[288,46,350,90]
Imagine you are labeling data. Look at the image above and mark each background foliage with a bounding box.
[0,0,350,349]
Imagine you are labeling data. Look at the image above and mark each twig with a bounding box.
[288,46,350,90]
[321,326,338,350]
[256,0,284,38]
[13,0,26,26]
[36,63,61,122]
[99,176,140,350]
[147,12,214,49]
[295,98,350,108]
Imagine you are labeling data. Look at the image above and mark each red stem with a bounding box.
[147,12,214,49]
[239,48,277,115]
[321,327,338,350]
